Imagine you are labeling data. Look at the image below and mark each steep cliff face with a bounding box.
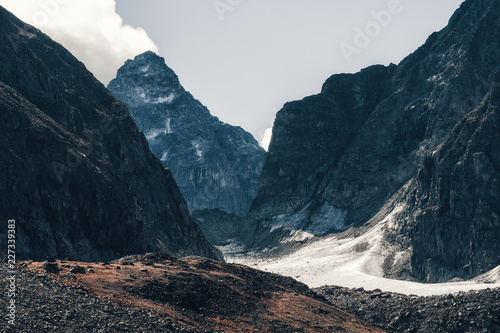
[316,0,500,227]
[390,72,500,282]
[249,0,500,246]
[244,0,500,282]
[108,52,265,216]
[0,7,223,261]
[252,65,394,218]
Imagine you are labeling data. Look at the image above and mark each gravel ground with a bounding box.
[0,262,201,333]
[315,285,500,333]
[0,254,384,333]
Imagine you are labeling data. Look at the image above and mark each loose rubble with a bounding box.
[316,285,500,333]
[0,255,385,333]
[0,262,195,332]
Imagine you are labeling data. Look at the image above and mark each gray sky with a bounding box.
[1,0,464,148]
[117,0,464,148]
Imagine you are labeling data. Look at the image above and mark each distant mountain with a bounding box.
[0,6,222,261]
[108,52,265,216]
[231,0,500,282]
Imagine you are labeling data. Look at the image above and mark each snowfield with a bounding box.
[226,205,500,296]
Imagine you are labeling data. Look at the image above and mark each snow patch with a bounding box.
[153,93,175,104]
[308,203,347,235]
[165,117,172,134]
[145,129,161,140]
[267,204,311,234]
[160,152,168,162]
[384,205,404,230]
[264,203,346,241]
[145,118,173,140]
[220,178,227,187]
[475,265,500,284]
[134,88,175,105]
[191,141,203,160]
[227,204,500,296]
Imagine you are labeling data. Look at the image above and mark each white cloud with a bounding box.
[259,127,273,151]
[0,0,159,85]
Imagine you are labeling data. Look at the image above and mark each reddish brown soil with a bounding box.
[23,254,386,333]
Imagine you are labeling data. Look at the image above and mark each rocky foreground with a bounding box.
[0,254,384,333]
[316,285,500,333]
[3,253,500,332]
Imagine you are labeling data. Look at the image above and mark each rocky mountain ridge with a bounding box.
[386,70,500,282]
[0,6,222,262]
[220,0,500,283]
[108,52,265,216]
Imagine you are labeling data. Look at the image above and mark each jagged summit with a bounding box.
[113,51,184,107]
[108,52,265,216]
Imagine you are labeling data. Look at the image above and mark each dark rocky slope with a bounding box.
[243,0,500,281]
[252,65,393,223]
[315,0,500,229]
[0,6,222,261]
[388,71,500,282]
[108,52,265,216]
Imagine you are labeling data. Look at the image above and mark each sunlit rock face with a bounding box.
[108,52,265,216]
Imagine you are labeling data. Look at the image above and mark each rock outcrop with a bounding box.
[0,6,222,261]
[390,71,500,282]
[252,65,393,224]
[108,52,265,216]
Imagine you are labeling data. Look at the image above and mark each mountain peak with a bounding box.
[112,51,182,107]
[108,53,265,216]
[125,50,172,75]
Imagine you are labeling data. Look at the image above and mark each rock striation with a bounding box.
[108,52,265,216]
[0,6,222,262]
[390,71,500,282]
